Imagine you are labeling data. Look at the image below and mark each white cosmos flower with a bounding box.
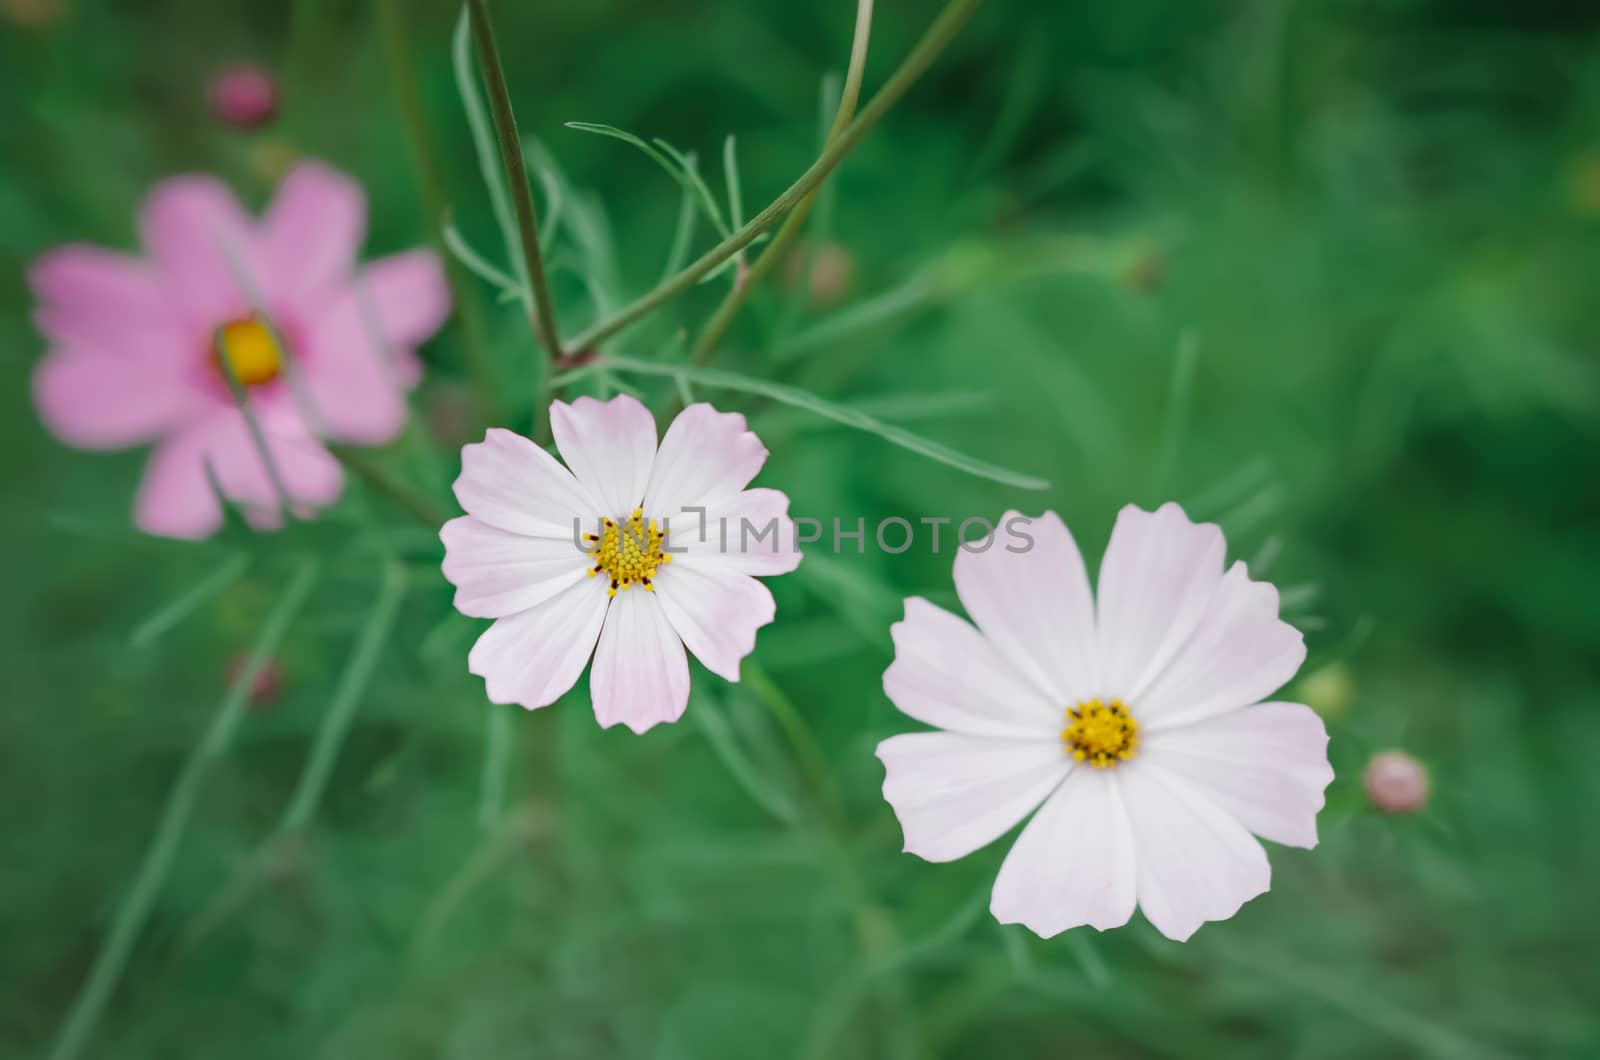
[876,503,1333,942]
[441,395,801,733]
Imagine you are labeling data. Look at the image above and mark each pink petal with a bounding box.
[883,597,1060,740]
[1133,562,1306,727]
[990,767,1138,935]
[876,731,1068,863]
[440,514,590,618]
[132,408,342,539]
[138,175,259,328]
[550,394,658,517]
[1142,702,1332,848]
[1095,502,1226,700]
[641,403,767,522]
[259,161,366,314]
[1120,763,1271,942]
[28,246,188,354]
[670,488,802,576]
[33,344,198,449]
[954,510,1097,706]
[295,251,447,444]
[468,578,610,710]
[453,428,603,538]
[589,588,689,733]
[353,249,450,349]
[653,560,775,681]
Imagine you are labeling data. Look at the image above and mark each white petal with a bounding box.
[671,487,802,576]
[954,510,1097,705]
[1095,502,1225,699]
[467,579,610,710]
[876,732,1069,863]
[642,403,767,521]
[1120,762,1271,942]
[590,588,690,733]
[990,767,1138,936]
[653,561,775,681]
[440,515,591,618]
[453,428,602,538]
[550,394,657,517]
[1142,702,1332,848]
[1135,562,1306,727]
[883,598,1062,740]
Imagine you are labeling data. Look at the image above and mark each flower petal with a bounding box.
[138,174,259,328]
[441,515,591,619]
[351,249,451,349]
[1141,702,1332,848]
[653,561,775,681]
[877,731,1068,863]
[296,252,449,445]
[1135,562,1306,727]
[467,578,610,710]
[1120,762,1271,942]
[131,408,343,539]
[641,403,767,521]
[954,510,1097,705]
[990,767,1138,935]
[33,345,199,449]
[550,394,658,517]
[259,161,366,314]
[589,588,690,733]
[883,598,1060,740]
[453,428,603,538]
[671,488,802,576]
[28,246,189,354]
[1095,502,1226,700]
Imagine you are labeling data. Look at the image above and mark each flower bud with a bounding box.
[1364,750,1429,815]
[209,63,278,130]
[784,241,855,306]
[224,652,284,710]
[2,0,66,29]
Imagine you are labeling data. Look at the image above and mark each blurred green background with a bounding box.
[3,0,1599,1056]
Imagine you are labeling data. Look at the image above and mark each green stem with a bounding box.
[280,562,408,830]
[48,559,321,1060]
[376,0,501,424]
[567,0,981,354]
[465,0,565,363]
[215,328,295,518]
[330,446,445,529]
[688,0,875,366]
[478,703,514,831]
[129,552,252,647]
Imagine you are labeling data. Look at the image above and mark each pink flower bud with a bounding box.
[209,64,278,130]
[784,241,855,306]
[224,652,284,710]
[1364,750,1429,815]
[2,0,66,30]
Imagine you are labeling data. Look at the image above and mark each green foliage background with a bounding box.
[2,0,1598,1056]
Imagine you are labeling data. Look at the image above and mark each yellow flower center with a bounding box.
[213,318,282,387]
[584,508,671,597]
[1063,698,1141,768]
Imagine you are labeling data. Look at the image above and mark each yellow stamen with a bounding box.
[214,318,282,387]
[585,508,670,597]
[1062,697,1141,769]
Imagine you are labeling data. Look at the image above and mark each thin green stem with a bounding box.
[49,559,321,1060]
[215,329,294,518]
[689,0,875,365]
[377,0,501,423]
[465,0,565,362]
[568,0,977,354]
[129,552,252,647]
[330,446,445,529]
[478,704,514,830]
[281,562,408,830]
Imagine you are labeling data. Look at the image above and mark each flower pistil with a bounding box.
[585,508,671,596]
[1063,697,1140,768]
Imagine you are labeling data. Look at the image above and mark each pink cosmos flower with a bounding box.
[30,161,449,539]
[876,503,1333,942]
[441,395,801,733]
